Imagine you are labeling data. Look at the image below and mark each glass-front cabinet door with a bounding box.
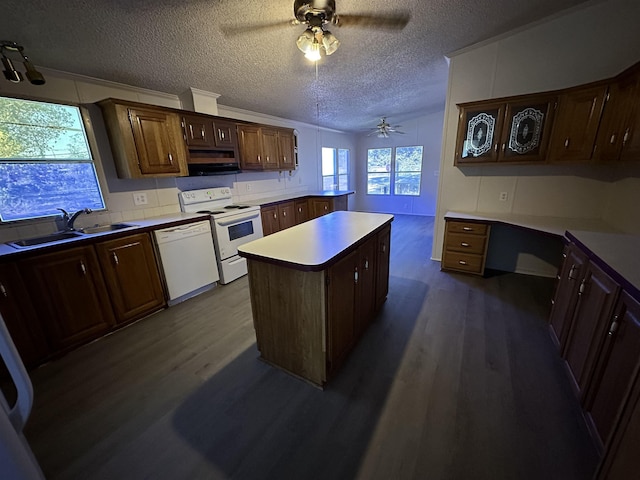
[500,95,556,163]
[455,101,504,164]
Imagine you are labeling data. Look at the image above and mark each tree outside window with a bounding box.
[367,146,423,196]
[0,96,106,222]
[322,147,349,190]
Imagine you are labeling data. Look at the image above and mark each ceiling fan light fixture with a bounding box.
[321,30,340,55]
[304,40,322,62]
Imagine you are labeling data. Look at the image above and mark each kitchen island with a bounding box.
[238,211,393,387]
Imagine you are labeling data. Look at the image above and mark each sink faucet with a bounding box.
[57,208,92,231]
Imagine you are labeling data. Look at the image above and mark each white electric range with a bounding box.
[179,187,263,284]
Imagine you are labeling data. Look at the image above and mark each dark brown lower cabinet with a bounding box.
[20,246,116,352]
[95,233,165,325]
[375,224,391,311]
[549,243,589,350]
[585,291,640,448]
[563,261,620,396]
[0,263,50,368]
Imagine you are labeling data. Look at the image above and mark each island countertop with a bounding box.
[238,211,394,271]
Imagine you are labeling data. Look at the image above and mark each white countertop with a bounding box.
[241,190,354,207]
[0,213,209,258]
[238,211,393,270]
[445,211,619,237]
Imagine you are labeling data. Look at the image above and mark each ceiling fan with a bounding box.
[221,1,410,61]
[368,117,405,138]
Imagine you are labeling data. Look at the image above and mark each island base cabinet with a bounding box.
[246,261,327,386]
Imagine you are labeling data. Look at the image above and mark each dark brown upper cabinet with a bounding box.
[548,84,608,163]
[455,94,555,165]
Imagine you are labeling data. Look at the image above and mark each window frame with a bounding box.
[366,145,423,197]
[0,96,107,224]
[321,147,350,191]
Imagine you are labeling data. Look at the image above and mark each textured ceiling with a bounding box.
[1,0,593,132]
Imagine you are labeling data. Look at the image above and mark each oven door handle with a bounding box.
[216,211,260,226]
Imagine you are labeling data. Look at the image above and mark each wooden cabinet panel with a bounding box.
[99,99,188,178]
[375,225,391,311]
[277,202,296,230]
[278,129,296,170]
[445,221,488,235]
[20,246,115,351]
[327,250,357,372]
[95,233,165,325]
[183,113,214,148]
[548,84,608,162]
[294,199,309,225]
[593,75,639,162]
[585,291,640,446]
[238,124,263,169]
[260,205,280,236]
[212,118,237,149]
[237,124,296,171]
[356,236,377,336]
[563,261,620,396]
[444,231,487,254]
[310,198,332,218]
[0,263,50,368]
[549,243,589,350]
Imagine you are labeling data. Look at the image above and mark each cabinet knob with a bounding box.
[460,242,470,247]
[201,127,206,139]
[0,282,7,298]
[112,252,119,266]
[167,153,174,164]
[462,226,473,231]
[564,138,570,148]
[458,260,468,265]
[266,156,270,163]
[283,211,286,217]
[364,259,369,270]
[219,129,225,140]
[257,155,261,163]
[273,213,277,219]
[354,267,359,284]
[610,134,616,145]
[298,207,302,212]
[283,156,287,162]
[80,261,87,275]
[623,128,630,145]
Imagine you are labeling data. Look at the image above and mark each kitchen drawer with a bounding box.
[441,251,484,274]
[446,221,488,236]
[444,232,487,254]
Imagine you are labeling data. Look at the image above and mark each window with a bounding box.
[322,147,349,190]
[0,96,105,222]
[367,146,423,196]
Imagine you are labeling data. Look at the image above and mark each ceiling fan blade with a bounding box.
[220,19,298,36]
[334,12,410,29]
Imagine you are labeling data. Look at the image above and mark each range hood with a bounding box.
[187,152,241,176]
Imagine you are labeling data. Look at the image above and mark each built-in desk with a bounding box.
[238,211,393,387]
[443,211,621,278]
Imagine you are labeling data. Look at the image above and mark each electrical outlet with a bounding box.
[133,192,148,206]
[499,191,508,202]
[246,183,252,191]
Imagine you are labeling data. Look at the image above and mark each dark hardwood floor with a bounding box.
[23,214,599,479]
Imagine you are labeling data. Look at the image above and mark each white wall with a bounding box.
[433,0,640,272]
[353,110,444,216]
[0,71,354,243]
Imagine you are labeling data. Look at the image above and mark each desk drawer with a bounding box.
[446,221,488,236]
[445,232,487,254]
[441,252,484,274]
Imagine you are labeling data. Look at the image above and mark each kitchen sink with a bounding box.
[79,223,137,234]
[8,231,83,248]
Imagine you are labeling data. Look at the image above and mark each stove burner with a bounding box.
[197,210,225,214]
[225,205,250,210]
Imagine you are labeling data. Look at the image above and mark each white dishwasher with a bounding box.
[154,220,219,305]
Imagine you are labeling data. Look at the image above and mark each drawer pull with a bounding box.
[458,260,468,265]
[0,283,7,297]
[608,315,620,336]
[462,226,473,231]
[460,242,470,247]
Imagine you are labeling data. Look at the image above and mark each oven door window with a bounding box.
[228,221,254,241]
